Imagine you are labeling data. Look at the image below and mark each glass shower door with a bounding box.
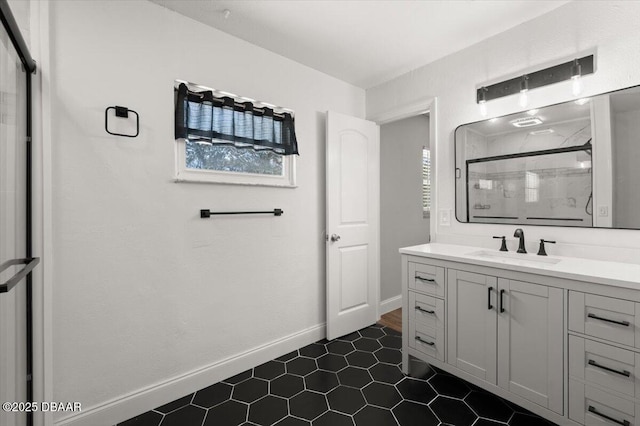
[0,14,28,426]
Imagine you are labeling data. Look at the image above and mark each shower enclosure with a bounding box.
[0,1,38,426]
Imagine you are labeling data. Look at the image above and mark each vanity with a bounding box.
[400,243,640,426]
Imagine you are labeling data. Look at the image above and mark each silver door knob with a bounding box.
[330,234,341,242]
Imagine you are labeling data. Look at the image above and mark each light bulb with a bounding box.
[518,75,529,109]
[518,90,529,108]
[479,100,487,117]
[477,87,488,117]
[572,75,583,96]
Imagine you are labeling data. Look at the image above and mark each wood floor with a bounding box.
[378,308,401,333]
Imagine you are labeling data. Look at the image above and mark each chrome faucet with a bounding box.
[514,228,526,253]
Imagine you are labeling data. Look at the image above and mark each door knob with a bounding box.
[330,234,341,242]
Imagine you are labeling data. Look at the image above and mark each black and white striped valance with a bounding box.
[174,83,299,155]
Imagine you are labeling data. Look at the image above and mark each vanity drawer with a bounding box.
[570,335,640,400]
[569,292,640,348]
[409,292,445,330]
[408,262,445,297]
[408,318,445,362]
[570,379,640,426]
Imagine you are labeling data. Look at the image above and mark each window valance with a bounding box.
[174,83,299,155]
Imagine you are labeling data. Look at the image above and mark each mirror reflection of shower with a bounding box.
[455,85,640,230]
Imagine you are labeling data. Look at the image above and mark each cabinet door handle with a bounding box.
[587,313,630,327]
[415,306,435,315]
[415,336,435,346]
[415,276,435,283]
[488,287,493,310]
[588,405,630,426]
[499,289,506,313]
[588,359,631,377]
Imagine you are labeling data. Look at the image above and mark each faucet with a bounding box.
[514,228,526,253]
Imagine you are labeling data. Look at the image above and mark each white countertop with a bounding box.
[400,243,640,290]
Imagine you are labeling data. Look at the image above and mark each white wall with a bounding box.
[367,1,640,262]
[46,1,364,423]
[380,115,430,305]
[7,0,29,48]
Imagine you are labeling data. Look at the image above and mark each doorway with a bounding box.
[379,113,431,331]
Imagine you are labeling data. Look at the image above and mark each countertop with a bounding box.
[400,243,640,290]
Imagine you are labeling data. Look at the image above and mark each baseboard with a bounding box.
[380,295,402,315]
[55,323,326,426]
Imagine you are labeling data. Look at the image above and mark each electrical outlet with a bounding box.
[439,209,451,226]
[598,206,609,217]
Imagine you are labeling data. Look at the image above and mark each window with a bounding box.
[422,147,431,217]
[525,171,539,203]
[174,82,298,187]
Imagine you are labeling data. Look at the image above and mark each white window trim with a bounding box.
[174,139,297,187]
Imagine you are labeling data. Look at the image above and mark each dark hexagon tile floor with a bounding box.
[117,324,556,426]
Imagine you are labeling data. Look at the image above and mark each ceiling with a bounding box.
[150,0,569,89]
[465,100,592,137]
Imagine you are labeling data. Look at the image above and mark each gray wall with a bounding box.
[613,108,640,229]
[380,114,430,303]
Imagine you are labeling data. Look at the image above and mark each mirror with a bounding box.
[455,85,640,229]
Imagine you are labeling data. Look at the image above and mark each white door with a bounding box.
[497,279,564,414]
[447,270,497,384]
[326,111,380,340]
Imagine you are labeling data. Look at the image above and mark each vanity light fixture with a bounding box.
[476,54,594,113]
[518,76,529,108]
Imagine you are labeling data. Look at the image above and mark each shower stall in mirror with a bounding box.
[0,1,38,426]
[456,84,640,230]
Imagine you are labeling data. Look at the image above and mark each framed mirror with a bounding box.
[455,84,640,229]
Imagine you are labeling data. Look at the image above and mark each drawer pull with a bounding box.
[415,276,436,283]
[499,289,506,313]
[587,359,631,377]
[415,336,435,346]
[588,405,630,426]
[488,286,493,310]
[587,313,630,327]
[415,306,435,315]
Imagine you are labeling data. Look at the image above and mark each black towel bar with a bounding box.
[200,209,283,218]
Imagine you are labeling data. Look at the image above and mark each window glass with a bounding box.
[186,142,283,176]
[422,147,431,214]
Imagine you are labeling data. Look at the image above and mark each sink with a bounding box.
[467,250,562,265]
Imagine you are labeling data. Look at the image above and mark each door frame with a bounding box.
[368,97,438,314]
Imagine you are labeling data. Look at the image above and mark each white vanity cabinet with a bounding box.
[446,270,497,383]
[568,291,640,426]
[401,243,640,426]
[496,279,564,413]
[448,270,564,413]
